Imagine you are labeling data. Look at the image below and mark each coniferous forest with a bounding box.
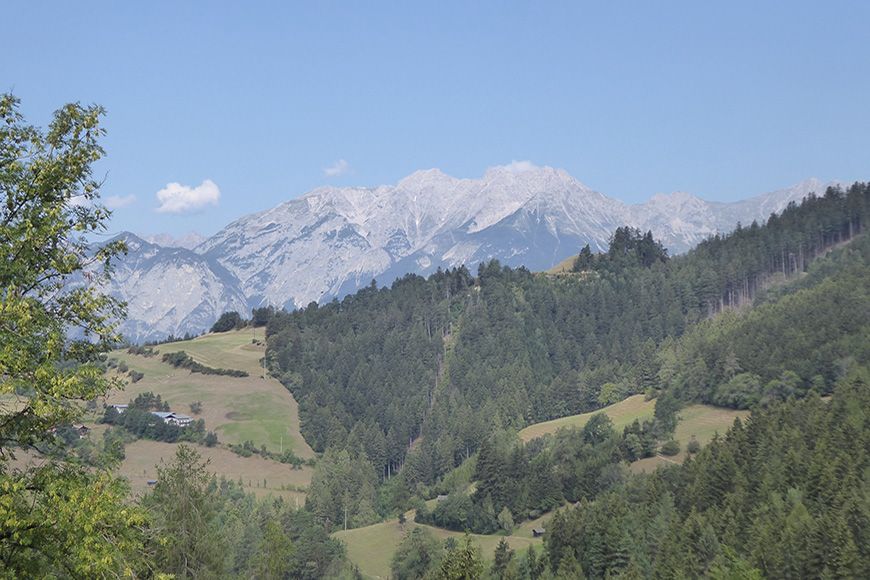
[261,182,870,576]
[268,183,868,479]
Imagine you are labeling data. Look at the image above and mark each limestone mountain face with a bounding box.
[108,167,835,340]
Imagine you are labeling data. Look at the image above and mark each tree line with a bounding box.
[267,182,869,491]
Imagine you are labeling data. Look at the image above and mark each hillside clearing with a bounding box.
[518,395,655,442]
[120,440,312,503]
[630,405,751,473]
[519,395,749,467]
[106,329,313,458]
[335,520,541,579]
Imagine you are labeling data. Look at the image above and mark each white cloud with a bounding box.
[499,160,538,174]
[105,194,136,209]
[324,159,350,177]
[155,179,220,214]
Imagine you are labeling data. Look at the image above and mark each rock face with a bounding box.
[99,233,248,342]
[107,167,837,341]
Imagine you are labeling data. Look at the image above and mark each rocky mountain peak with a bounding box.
[103,168,844,341]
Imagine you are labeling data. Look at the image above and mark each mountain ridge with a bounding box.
[107,167,841,341]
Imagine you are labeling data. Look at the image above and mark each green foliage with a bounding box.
[497,506,515,533]
[251,305,277,327]
[0,94,149,576]
[491,537,515,579]
[211,310,244,332]
[660,439,680,456]
[391,526,442,580]
[269,184,869,491]
[545,370,870,577]
[127,344,157,357]
[662,231,870,408]
[102,394,208,444]
[251,519,295,579]
[306,448,379,530]
[162,350,249,377]
[144,444,227,577]
[429,533,485,580]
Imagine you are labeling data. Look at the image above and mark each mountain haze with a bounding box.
[109,167,837,340]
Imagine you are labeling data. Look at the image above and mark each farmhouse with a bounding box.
[150,411,193,427]
[71,424,91,438]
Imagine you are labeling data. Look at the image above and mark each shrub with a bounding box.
[660,440,681,456]
[211,311,243,333]
[686,437,701,454]
[161,351,248,377]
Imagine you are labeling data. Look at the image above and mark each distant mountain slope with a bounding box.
[198,166,838,311]
[142,231,205,250]
[101,233,248,342]
[110,167,842,339]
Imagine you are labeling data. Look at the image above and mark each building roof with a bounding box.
[151,411,193,422]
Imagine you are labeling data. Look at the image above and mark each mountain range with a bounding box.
[104,166,837,341]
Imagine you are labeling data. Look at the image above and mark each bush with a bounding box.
[211,311,243,333]
[161,351,248,378]
[129,370,144,383]
[660,440,681,456]
[686,437,701,454]
[126,345,156,357]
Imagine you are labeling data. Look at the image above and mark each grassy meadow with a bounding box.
[335,519,543,579]
[74,328,319,501]
[106,328,313,458]
[518,394,749,469]
[518,394,655,442]
[119,440,311,504]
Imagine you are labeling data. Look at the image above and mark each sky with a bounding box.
[3,1,869,238]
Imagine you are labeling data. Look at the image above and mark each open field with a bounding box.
[519,395,747,448]
[518,394,655,442]
[674,404,750,446]
[119,440,311,503]
[106,329,313,458]
[519,394,749,471]
[335,519,542,579]
[545,254,578,274]
[7,439,313,505]
[159,329,270,376]
[630,405,751,473]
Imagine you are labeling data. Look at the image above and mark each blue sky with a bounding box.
[4,1,869,237]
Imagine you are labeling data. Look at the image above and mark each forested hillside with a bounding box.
[267,183,869,508]
[545,369,870,578]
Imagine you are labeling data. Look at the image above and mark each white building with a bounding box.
[151,411,193,427]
